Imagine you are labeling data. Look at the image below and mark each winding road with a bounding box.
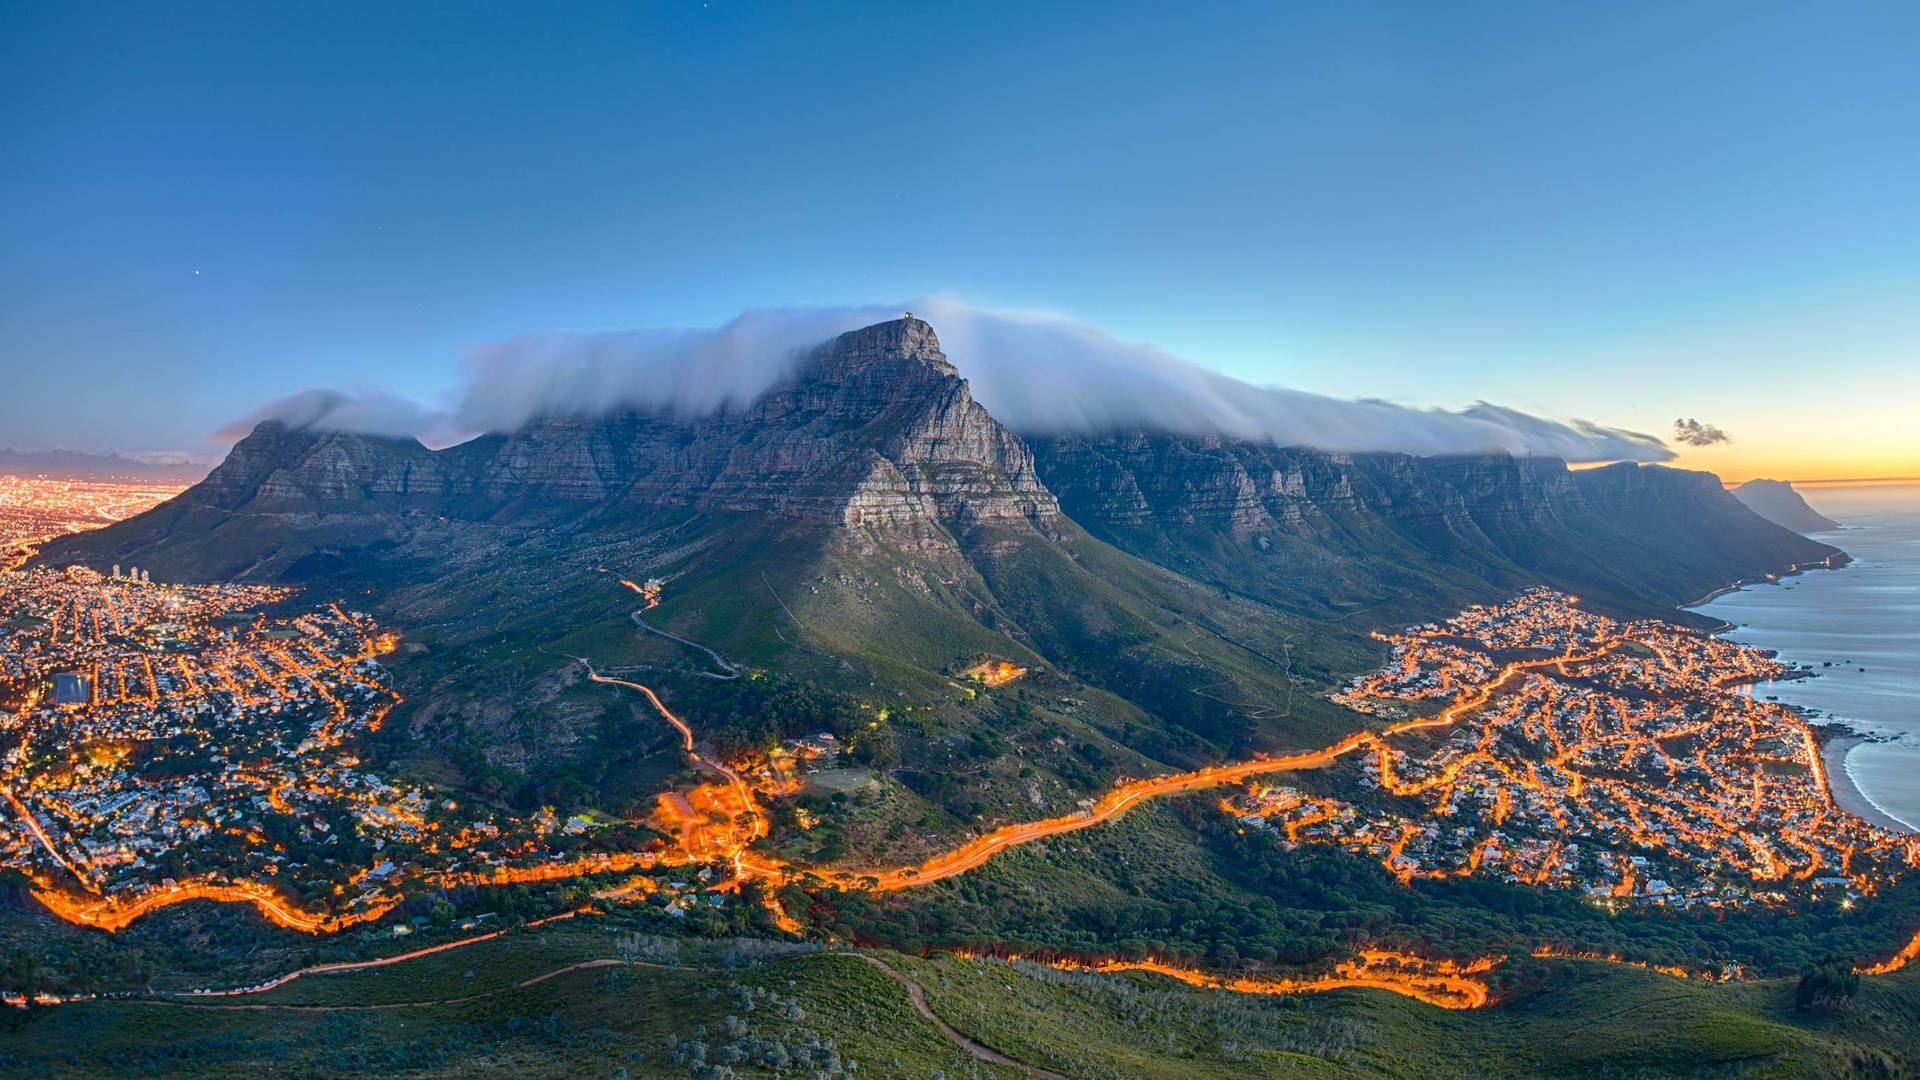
[615,576,741,679]
[151,958,628,1013]
[832,642,1624,890]
[569,657,764,848]
[591,577,1618,895]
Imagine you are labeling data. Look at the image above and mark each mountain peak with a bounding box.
[44,312,1060,578]
[809,316,957,379]
[1731,478,1840,534]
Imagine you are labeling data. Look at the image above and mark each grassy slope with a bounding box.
[906,949,1920,1079]
[3,918,1913,1079]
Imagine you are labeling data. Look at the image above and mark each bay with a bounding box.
[1693,486,1920,831]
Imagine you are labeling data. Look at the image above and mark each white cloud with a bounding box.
[221,299,1672,463]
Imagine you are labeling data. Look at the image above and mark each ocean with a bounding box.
[1693,485,1920,832]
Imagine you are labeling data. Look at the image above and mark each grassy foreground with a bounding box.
[1,920,1915,1079]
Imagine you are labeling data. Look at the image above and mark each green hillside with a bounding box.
[3,917,1912,1079]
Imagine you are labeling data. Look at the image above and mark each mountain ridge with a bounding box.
[1030,432,1842,624]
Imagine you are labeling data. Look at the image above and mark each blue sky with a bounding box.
[3,1,1917,478]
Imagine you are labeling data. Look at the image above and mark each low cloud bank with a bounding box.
[228,299,1673,463]
[215,389,463,446]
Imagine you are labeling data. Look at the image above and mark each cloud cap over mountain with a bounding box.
[231,300,1674,463]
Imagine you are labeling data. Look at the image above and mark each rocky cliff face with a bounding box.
[581,317,1059,530]
[1036,436,1701,540]
[1029,435,1610,543]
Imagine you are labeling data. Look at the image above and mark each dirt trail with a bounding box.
[151,958,630,1013]
[151,949,1075,1077]
[851,955,1071,1080]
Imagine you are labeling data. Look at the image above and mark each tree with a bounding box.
[1794,954,1860,1013]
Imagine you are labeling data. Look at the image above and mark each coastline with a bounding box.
[1682,553,1919,834]
[1820,735,1913,834]
[1677,551,1851,612]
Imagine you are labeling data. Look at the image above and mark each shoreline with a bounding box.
[1677,552,1851,612]
[1685,554,1919,834]
[1820,735,1914,834]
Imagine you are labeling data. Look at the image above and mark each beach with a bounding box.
[1821,735,1911,833]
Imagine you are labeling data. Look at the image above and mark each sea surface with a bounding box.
[1693,486,1920,831]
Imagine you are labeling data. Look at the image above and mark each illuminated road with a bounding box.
[846,644,1623,890]
[574,663,760,830]
[192,930,508,996]
[30,878,397,934]
[571,589,1687,951]
[982,949,1496,1010]
[0,782,94,888]
[1864,926,1920,975]
[570,656,768,881]
[184,910,580,996]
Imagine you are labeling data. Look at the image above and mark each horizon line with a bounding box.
[1719,476,1920,489]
